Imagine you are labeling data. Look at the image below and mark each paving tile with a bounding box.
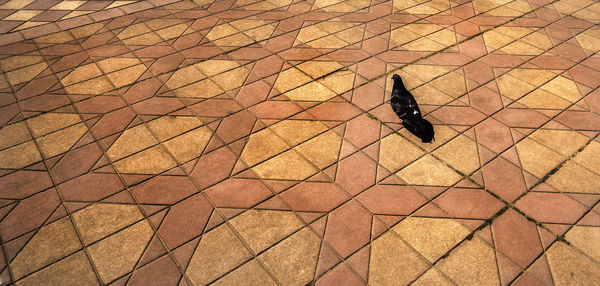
[71,203,144,244]
[492,209,542,268]
[230,209,304,253]
[515,192,587,224]
[212,259,276,286]
[324,201,371,258]
[434,188,504,219]
[158,193,213,249]
[15,251,98,286]
[546,242,600,285]
[437,238,500,286]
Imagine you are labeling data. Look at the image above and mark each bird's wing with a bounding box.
[391,96,417,119]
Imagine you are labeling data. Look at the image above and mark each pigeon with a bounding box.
[390,74,435,143]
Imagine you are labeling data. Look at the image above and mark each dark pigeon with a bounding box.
[390,74,435,143]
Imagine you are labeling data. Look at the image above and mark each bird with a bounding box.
[390,74,435,143]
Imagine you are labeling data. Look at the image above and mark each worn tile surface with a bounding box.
[0,0,599,283]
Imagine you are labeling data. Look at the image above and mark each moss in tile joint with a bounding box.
[366,113,378,120]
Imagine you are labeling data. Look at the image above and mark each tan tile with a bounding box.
[393,0,430,11]
[157,23,188,41]
[390,28,421,47]
[412,85,455,105]
[144,18,182,30]
[195,60,241,77]
[0,141,42,169]
[430,72,466,98]
[117,23,152,40]
[252,150,318,180]
[547,161,600,194]
[516,138,564,178]
[72,203,144,244]
[0,55,44,72]
[576,30,600,52]
[517,89,572,109]
[404,37,445,51]
[37,123,87,158]
[521,32,553,50]
[270,120,328,146]
[573,4,600,21]
[206,23,239,41]
[88,220,153,284]
[483,30,515,50]
[147,116,202,141]
[212,260,277,286]
[500,41,544,55]
[319,69,354,95]
[433,135,480,174]
[369,231,430,285]
[401,64,449,84]
[50,0,86,10]
[295,130,342,168]
[64,76,114,95]
[412,268,453,286]
[61,64,103,87]
[507,68,555,87]
[297,61,343,79]
[241,128,289,166]
[273,67,313,93]
[186,224,252,285]
[0,74,9,89]
[213,33,254,46]
[396,155,462,186]
[11,218,81,280]
[574,141,600,175]
[97,58,141,74]
[379,133,425,172]
[122,32,163,45]
[284,81,337,101]
[165,65,206,90]
[106,125,158,161]
[62,10,93,19]
[0,122,32,150]
[70,23,104,39]
[172,79,224,98]
[6,62,48,86]
[244,24,276,42]
[496,73,536,100]
[27,113,81,138]
[212,66,250,91]
[437,238,500,286]
[0,0,35,9]
[259,227,320,285]
[546,242,600,285]
[230,210,304,253]
[399,125,458,152]
[473,0,511,11]
[393,217,470,262]
[163,127,212,163]
[34,31,75,44]
[297,25,329,43]
[113,146,177,174]
[540,76,582,102]
[15,252,98,286]
[106,0,136,8]
[565,226,600,262]
[528,129,588,157]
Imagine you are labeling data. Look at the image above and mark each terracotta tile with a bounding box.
[492,209,542,268]
[481,157,527,203]
[131,175,198,205]
[215,110,256,144]
[316,264,364,286]
[0,188,61,241]
[281,182,349,212]
[158,193,213,249]
[357,185,427,215]
[127,255,181,286]
[433,188,504,219]
[324,201,371,258]
[0,170,52,199]
[475,118,513,154]
[515,192,587,224]
[336,152,376,196]
[190,146,237,188]
[60,173,122,202]
[205,178,272,208]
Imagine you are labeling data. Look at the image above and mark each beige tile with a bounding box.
[401,64,448,84]
[574,141,600,175]
[144,18,183,30]
[547,161,600,194]
[437,238,500,286]
[508,68,555,87]
[517,89,572,109]
[37,123,87,158]
[106,65,146,88]
[575,30,600,52]
[34,31,75,44]
[396,155,462,186]
[113,146,177,174]
[500,41,544,55]
[70,23,104,39]
[212,66,250,91]
[186,224,252,285]
[399,125,458,152]
[483,30,515,50]
[295,130,342,169]
[61,64,103,87]
[157,23,188,41]
[0,141,42,169]
[297,25,329,43]
[404,37,445,51]
[379,133,425,172]
[252,150,318,180]
[496,73,536,100]
[521,32,553,50]
[369,231,430,285]
[0,0,36,9]
[393,217,470,262]
[165,65,205,90]
[0,122,32,150]
[241,128,290,167]
[319,69,354,95]
[430,72,466,98]
[259,227,320,285]
[72,203,144,244]
[270,120,328,146]
[206,23,239,41]
[412,268,453,286]
[284,81,337,101]
[516,138,564,178]
[540,75,582,102]
[117,23,152,40]
[27,113,81,138]
[172,79,224,98]
[88,220,153,284]
[244,24,276,42]
[122,33,163,45]
[230,209,304,253]
[212,260,277,286]
[147,116,202,141]
[0,55,44,72]
[433,135,480,175]
[163,127,212,163]
[50,0,86,10]
[11,218,82,280]
[107,125,158,161]
[390,27,421,47]
[195,60,241,77]
[15,252,98,286]
[528,129,588,157]
[64,76,114,95]
[273,67,313,93]
[546,242,600,285]
[565,226,600,262]
[6,62,48,86]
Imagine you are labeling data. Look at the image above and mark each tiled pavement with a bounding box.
[0,0,599,284]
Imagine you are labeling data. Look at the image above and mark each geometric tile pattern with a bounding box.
[0,0,599,283]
